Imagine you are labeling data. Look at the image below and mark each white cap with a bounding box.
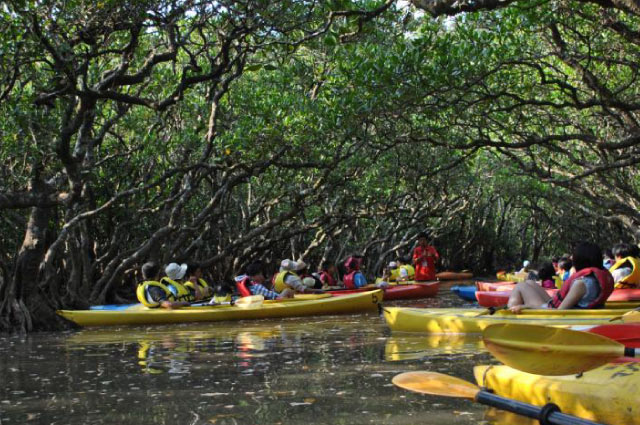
[523,260,530,268]
[165,262,187,280]
[280,259,307,271]
[388,261,398,268]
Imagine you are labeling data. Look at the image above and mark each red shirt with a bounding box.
[413,245,439,281]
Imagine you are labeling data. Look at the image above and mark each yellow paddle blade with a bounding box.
[622,311,640,323]
[235,295,264,308]
[483,323,624,376]
[392,371,479,399]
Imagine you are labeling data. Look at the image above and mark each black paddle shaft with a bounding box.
[476,390,605,425]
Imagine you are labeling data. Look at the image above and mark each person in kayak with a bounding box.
[273,259,324,294]
[412,232,439,281]
[395,257,415,282]
[609,243,640,288]
[557,257,573,283]
[317,261,340,288]
[537,262,557,289]
[239,262,294,300]
[508,242,613,312]
[184,263,213,301]
[136,262,191,309]
[343,255,368,289]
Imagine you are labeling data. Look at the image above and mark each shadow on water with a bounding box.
[0,281,505,424]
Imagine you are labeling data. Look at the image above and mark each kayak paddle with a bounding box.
[483,323,640,375]
[234,295,264,308]
[392,371,604,425]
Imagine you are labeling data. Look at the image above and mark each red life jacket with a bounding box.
[319,271,336,287]
[343,271,356,289]
[549,267,614,308]
[236,276,252,297]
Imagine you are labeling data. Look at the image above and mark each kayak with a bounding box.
[496,271,527,282]
[383,307,631,334]
[328,281,438,300]
[475,281,516,291]
[89,293,332,311]
[450,285,477,302]
[58,290,382,327]
[477,288,640,308]
[476,289,556,307]
[474,363,640,424]
[435,271,473,280]
[585,323,640,347]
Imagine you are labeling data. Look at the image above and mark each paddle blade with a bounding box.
[483,323,624,375]
[622,311,640,323]
[392,371,479,399]
[235,295,264,308]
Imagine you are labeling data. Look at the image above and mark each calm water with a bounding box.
[0,282,510,425]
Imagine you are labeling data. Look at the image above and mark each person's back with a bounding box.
[137,262,189,309]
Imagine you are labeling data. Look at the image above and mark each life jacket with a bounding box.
[236,276,253,297]
[184,278,210,297]
[549,267,614,309]
[273,271,299,293]
[389,268,400,282]
[319,270,336,287]
[399,265,415,280]
[610,257,640,288]
[160,277,195,302]
[344,271,367,289]
[136,280,176,308]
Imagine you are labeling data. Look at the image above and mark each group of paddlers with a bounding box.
[508,241,640,312]
[136,232,440,308]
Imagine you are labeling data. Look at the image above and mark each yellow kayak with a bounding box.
[383,307,630,334]
[59,290,382,327]
[474,363,640,424]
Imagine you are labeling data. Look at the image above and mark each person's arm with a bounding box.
[249,283,280,300]
[557,279,586,309]
[285,275,307,293]
[160,300,190,309]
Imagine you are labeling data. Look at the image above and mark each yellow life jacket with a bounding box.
[160,277,195,302]
[184,278,210,298]
[610,256,640,288]
[273,271,299,292]
[389,269,400,282]
[136,280,176,308]
[399,265,415,279]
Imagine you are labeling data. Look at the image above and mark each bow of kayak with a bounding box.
[474,363,640,424]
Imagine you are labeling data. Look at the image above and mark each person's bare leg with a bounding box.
[507,281,552,308]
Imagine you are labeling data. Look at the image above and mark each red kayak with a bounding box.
[475,281,516,291]
[477,287,640,307]
[587,323,640,348]
[436,271,473,281]
[328,281,439,300]
[476,289,557,307]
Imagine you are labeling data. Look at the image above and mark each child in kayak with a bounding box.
[137,262,191,309]
[241,262,294,300]
[537,262,557,289]
[508,242,613,313]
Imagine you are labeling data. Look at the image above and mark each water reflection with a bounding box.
[1,283,513,424]
[385,334,484,361]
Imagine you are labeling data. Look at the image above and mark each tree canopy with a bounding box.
[1,0,639,331]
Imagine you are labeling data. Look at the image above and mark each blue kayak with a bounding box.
[451,285,477,302]
[90,303,139,311]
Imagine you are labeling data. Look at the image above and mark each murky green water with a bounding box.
[0,282,511,424]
